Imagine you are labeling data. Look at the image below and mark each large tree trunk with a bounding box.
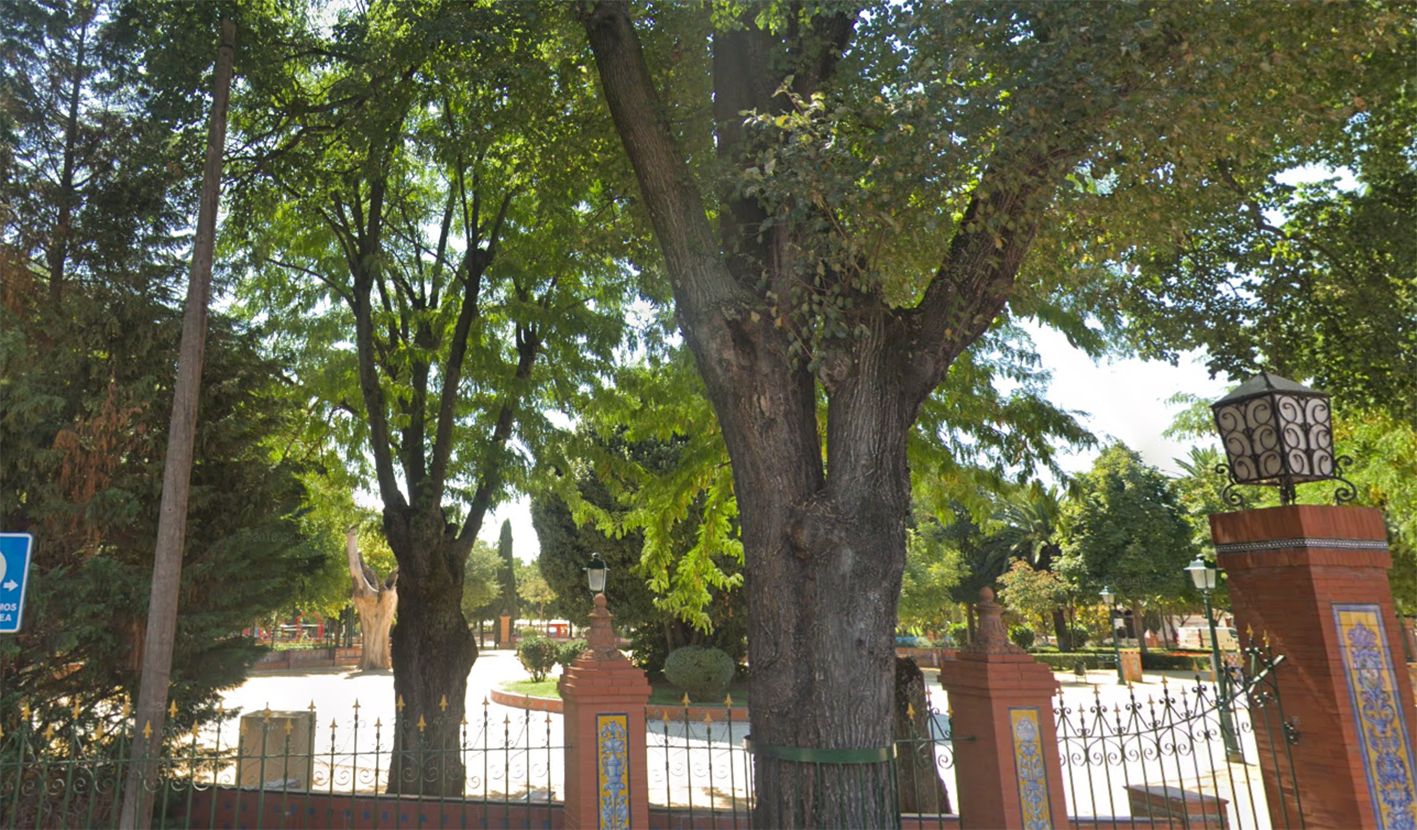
[581,4,1051,824]
[346,528,396,671]
[384,509,476,797]
[730,328,915,829]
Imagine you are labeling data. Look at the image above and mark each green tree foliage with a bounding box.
[984,485,1076,648]
[0,280,332,730]
[514,635,558,683]
[1058,445,1197,625]
[0,0,335,734]
[223,0,640,792]
[1107,22,1417,426]
[580,2,1394,817]
[997,560,1069,637]
[459,539,501,626]
[1,0,191,309]
[897,527,967,636]
[515,559,555,627]
[496,520,517,621]
[530,428,747,674]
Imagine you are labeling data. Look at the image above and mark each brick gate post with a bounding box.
[1211,504,1417,829]
[939,588,1068,829]
[558,593,651,830]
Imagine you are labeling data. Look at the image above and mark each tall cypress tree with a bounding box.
[497,519,518,624]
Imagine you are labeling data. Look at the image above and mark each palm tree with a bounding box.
[986,486,1074,650]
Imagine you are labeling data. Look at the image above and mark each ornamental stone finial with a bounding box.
[967,587,1026,655]
[587,593,617,655]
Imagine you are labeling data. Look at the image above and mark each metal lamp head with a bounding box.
[1185,557,1217,592]
[584,552,608,594]
[1210,371,1355,506]
[1099,586,1115,607]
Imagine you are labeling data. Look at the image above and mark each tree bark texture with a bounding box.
[118,20,235,830]
[346,528,397,671]
[581,3,1078,825]
[383,508,477,796]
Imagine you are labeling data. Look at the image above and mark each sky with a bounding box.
[478,329,1233,564]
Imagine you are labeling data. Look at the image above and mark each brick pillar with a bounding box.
[499,614,512,648]
[559,593,651,830]
[939,589,1068,830]
[1211,504,1417,829]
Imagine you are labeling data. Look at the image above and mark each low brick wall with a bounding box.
[489,687,563,714]
[187,787,562,830]
[492,687,752,724]
[249,647,363,673]
[185,790,1167,830]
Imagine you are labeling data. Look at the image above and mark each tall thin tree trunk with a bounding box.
[117,21,235,830]
[1052,608,1072,652]
[47,10,92,310]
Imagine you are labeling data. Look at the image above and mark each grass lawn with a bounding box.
[496,678,749,708]
[500,678,560,698]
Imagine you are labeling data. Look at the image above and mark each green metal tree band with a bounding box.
[743,737,895,764]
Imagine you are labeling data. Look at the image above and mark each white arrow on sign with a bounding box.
[2,580,16,591]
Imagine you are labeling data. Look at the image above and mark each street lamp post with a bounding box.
[1100,586,1125,685]
[1185,557,1244,764]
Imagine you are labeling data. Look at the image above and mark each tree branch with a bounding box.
[263,257,353,306]
[429,189,516,505]
[456,321,542,552]
[348,153,407,513]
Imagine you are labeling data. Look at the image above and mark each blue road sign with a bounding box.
[0,533,34,633]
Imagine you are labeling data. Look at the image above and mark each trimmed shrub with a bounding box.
[1069,626,1090,650]
[663,646,736,702]
[947,622,968,646]
[1033,652,1118,672]
[1141,651,1210,672]
[1008,626,1035,650]
[557,639,589,670]
[516,635,560,682]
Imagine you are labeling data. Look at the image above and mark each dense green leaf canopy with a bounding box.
[1058,445,1197,604]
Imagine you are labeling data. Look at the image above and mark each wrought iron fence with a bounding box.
[645,691,960,830]
[0,698,561,829]
[0,648,1297,830]
[1055,639,1300,830]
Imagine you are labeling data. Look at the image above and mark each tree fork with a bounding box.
[118,19,235,829]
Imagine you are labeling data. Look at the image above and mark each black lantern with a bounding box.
[1210,371,1355,506]
[584,552,608,594]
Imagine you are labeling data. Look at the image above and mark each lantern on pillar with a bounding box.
[584,552,608,595]
[1209,371,1356,506]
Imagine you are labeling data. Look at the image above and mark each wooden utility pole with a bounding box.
[118,20,235,829]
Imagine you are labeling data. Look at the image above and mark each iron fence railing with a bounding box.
[1055,640,1300,830]
[645,692,960,830]
[0,699,561,830]
[0,647,1295,830]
